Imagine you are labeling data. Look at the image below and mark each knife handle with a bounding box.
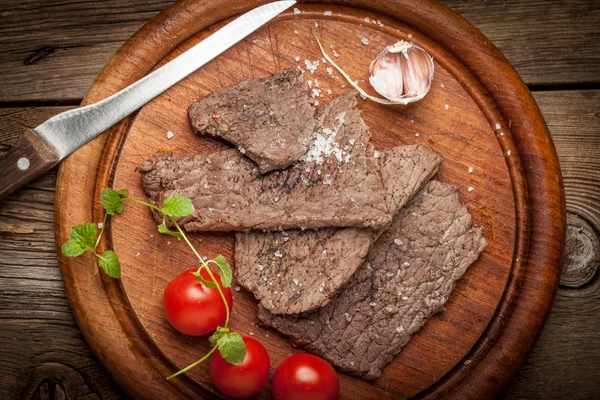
[0,129,60,202]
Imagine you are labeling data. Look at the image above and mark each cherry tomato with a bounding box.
[210,336,270,398]
[272,353,339,400]
[163,268,233,336]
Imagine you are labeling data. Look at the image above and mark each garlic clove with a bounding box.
[370,41,434,102]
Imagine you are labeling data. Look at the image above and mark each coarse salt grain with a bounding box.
[333,49,340,58]
[364,17,370,23]
[495,123,501,130]
[326,67,333,75]
[238,146,246,154]
[396,326,405,334]
[444,104,449,110]
[234,285,241,292]
[468,186,474,192]
[166,131,174,139]
[293,279,299,285]
[304,59,319,75]
[415,132,420,137]
[274,250,283,258]
[293,29,299,35]
[293,7,301,15]
[369,302,376,307]
[327,89,333,95]
[97,222,103,229]
[294,56,300,62]
[324,10,332,16]
[258,264,264,271]
[403,262,410,267]
[373,150,381,158]
[249,331,254,336]
[394,239,402,246]
[314,100,319,106]
[361,38,369,46]
[440,83,445,88]
[507,150,511,156]
[136,252,140,257]
[407,33,413,38]
[468,167,473,173]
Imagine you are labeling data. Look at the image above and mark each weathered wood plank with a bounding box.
[0,0,598,102]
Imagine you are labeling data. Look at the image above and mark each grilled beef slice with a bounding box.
[138,92,392,231]
[235,145,442,315]
[258,180,488,379]
[189,68,316,173]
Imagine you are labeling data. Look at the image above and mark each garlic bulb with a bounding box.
[369,41,434,104]
[312,29,434,105]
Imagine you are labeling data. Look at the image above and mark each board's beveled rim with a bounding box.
[54,1,564,399]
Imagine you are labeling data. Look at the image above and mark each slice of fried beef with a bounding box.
[189,68,316,173]
[138,92,391,231]
[258,180,488,379]
[234,145,442,315]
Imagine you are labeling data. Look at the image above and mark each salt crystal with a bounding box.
[252,39,259,44]
[258,264,264,271]
[167,241,171,246]
[444,104,449,110]
[468,186,474,192]
[294,56,300,62]
[369,302,376,307]
[234,285,241,292]
[468,167,473,173]
[208,207,213,212]
[394,239,402,246]
[373,150,381,158]
[284,236,289,242]
[314,100,319,106]
[249,331,254,336]
[263,277,268,281]
[415,132,420,137]
[364,17,370,23]
[495,123,501,130]
[136,252,141,257]
[349,139,355,145]
[326,67,333,75]
[293,279,299,285]
[327,89,333,95]
[97,222,103,229]
[440,83,445,88]
[324,10,332,16]
[238,146,246,154]
[403,261,410,267]
[322,249,327,254]
[304,59,319,75]
[361,37,369,46]
[321,57,326,64]
[166,131,174,139]
[307,80,312,88]
[507,150,511,156]
[333,49,340,58]
[293,29,299,35]
[274,250,283,258]
[464,359,472,366]
[293,7,301,15]
[396,326,405,334]
[407,33,413,38]
[500,132,504,136]
[315,22,319,27]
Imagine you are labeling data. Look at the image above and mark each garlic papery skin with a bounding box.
[369,41,434,104]
[311,29,434,106]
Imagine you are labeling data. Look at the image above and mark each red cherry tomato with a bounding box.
[162,268,233,336]
[272,353,339,400]
[210,336,271,398]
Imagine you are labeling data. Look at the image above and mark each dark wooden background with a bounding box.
[0,1,598,399]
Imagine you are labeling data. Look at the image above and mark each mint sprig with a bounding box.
[62,187,245,380]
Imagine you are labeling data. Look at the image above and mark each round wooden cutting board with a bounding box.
[54,1,565,399]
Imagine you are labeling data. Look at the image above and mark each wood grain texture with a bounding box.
[0,88,597,398]
[0,0,598,102]
[50,1,563,399]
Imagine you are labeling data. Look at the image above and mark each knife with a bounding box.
[0,0,296,202]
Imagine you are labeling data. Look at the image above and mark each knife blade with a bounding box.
[0,0,296,202]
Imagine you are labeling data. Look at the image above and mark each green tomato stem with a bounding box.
[166,343,218,381]
[168,216,231,329]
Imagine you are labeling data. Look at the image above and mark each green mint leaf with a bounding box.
[101,188,128,216]
[98,250,121,278]
[160,196,194,217]
[70,222,97,250]
[213,255,232,288]
[216,332,246,365]
[192,271,217,288]
[62,239,87,257]
[157,221,183,238]
[209,326,229,346]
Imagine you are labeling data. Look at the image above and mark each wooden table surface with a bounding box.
[0,1,598,399]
